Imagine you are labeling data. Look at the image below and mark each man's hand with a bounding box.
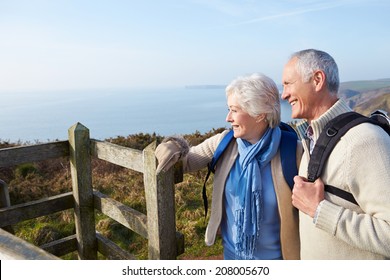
[292,176,325,217]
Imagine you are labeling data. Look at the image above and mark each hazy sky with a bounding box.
[1,0,389,91]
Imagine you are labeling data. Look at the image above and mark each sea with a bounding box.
[1,87,293,143]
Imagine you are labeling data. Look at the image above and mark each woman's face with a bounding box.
[226,94,267,144]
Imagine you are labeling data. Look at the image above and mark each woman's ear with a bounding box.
[256,113,267,123]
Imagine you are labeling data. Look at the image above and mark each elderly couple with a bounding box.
[154,49,390,260]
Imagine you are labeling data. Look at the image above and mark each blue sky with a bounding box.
[0,0,389,91]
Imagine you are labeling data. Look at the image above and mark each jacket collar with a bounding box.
[296,99,352,144]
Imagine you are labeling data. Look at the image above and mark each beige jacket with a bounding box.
[178,130,302,260]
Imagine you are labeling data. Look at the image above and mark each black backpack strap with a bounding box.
[202,169,211,219]
[370,110,390,135]
[308,112,369,182]
[324,184,358,205]
[307,110,390,206]
[308,111,380,206]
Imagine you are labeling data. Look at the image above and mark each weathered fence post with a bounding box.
[143,141,177,259]
[0,179,14,233]
[68,123,97,260]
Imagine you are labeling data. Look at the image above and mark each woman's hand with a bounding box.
[155,136,189,174]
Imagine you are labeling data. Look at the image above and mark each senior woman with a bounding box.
[155,73,301,260]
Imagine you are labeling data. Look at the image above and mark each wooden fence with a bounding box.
[0,123,184,260]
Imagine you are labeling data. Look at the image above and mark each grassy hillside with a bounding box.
[339,78,390,92]
[0,129,225,260]
[340,79,390,114]
[353,92,390,116]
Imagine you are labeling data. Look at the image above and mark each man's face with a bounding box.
[281,57,316,121]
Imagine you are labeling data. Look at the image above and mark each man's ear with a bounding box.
[313,70,326,91]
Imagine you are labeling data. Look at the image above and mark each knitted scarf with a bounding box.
[235,127,281,259]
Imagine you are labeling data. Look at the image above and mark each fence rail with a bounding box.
[0,141,69,167]
[0,228,60,260]
[0,122,184,260]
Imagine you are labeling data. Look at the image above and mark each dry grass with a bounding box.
[0,129,225,260]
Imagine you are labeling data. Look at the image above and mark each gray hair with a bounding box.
[225,73,281,128]
[291,49,340,95]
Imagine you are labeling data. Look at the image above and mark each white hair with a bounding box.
[225,73,281,128]
[291,49,340,96]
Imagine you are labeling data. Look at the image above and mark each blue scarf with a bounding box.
[235,127,281,259]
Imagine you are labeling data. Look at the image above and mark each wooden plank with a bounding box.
[40,234,77,257]
[0,141,69,167]
[90,139,144,173]
[0,228,60,260]
[96,232,136,260]
[0,180,14,233]
[0,180,11,207]
[93,190,148,238]
[0,192,74,227]
[176,231,185,256]
[68,123,97,260]
[143,141,177,260]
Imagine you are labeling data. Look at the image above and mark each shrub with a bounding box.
[15,163,37,178]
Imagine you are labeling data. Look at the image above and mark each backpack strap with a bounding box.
[307,111,386,206]
[308,112,370,182]
[202,130,234,218]
[370,110,390,135]
[208,130,234,173]
[324,185,358,205]
[279,127,298,190]
[202,123,298,217]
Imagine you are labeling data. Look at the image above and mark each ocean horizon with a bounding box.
[1,87,293,143]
